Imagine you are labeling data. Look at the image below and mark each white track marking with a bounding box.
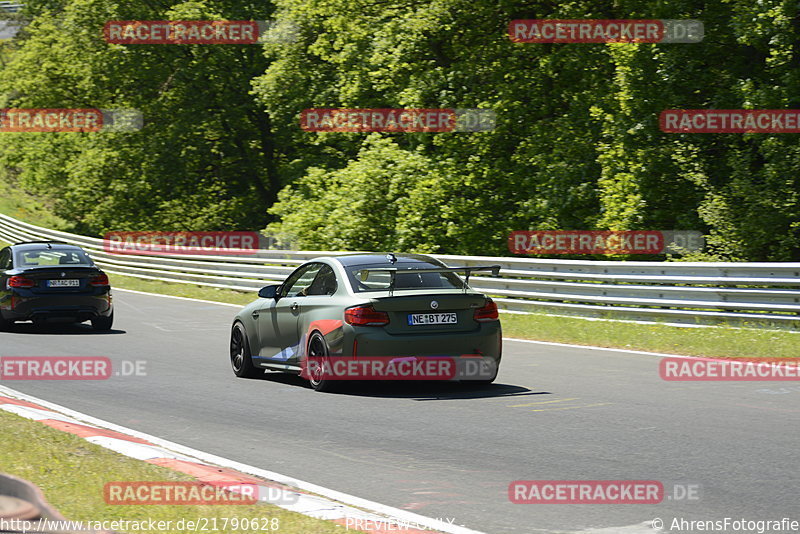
[0,385,485,534]
[504,337,717,360]
[113,287,241,307]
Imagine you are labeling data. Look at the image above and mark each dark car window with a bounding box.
[346,263,465,292]
[13,248,94,268]
[0,248,10,270]
[281,263,323,298]
[305,265,338,296]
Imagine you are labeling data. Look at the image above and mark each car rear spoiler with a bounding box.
[357,265,501,295]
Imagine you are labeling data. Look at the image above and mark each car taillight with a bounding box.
[474,299,499,322]
[90,273,110,286]
[345,305,390,326]
[8,276,35,289]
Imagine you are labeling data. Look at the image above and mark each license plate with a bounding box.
[408,313,458,326]
[47,279,80,288]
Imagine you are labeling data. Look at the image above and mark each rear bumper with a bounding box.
[304,322,502,381]
[1,290,113,322]
[342,321,502,361]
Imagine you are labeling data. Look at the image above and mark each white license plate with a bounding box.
[47,279,80,288]
[408,313,458,326]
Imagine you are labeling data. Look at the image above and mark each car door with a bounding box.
[285,264,340,366]
[256,262,323,362]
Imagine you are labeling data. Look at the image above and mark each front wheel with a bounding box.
[462,360,499,386]
[230,322,262,378]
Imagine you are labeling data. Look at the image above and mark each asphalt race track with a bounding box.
[1,290,798,533]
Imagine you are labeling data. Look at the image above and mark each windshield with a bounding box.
[14,248,95,268]
[346,263,465,292]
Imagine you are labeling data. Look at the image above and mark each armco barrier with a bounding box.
[0,2,23,13]
[1,213,799,328]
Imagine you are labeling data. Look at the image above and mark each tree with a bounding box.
[1,0,281,234]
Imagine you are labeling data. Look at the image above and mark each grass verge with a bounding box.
[107,273,255,306]
[0,410,346,534]
[0,175,70,230]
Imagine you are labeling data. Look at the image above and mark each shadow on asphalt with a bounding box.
[342,382,546,401]
[1,322,126,335]
[249,371,546,400]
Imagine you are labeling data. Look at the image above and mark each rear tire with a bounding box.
[230,322,262,378]
[0,313,12,332]
[307,332,335,392]
[91,312,113,331]
[462,361,498,386]
[471,376,497,385]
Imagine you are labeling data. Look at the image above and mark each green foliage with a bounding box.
[258,0,800,259]
[1,0,280,234]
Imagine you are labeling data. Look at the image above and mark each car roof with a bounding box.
[328,253,446,268]
[10,242,85,252]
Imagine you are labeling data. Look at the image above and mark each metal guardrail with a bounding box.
[0,2,23,13]
[1,213,799,328]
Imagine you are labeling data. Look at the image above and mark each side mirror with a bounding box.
[258,284,281,300]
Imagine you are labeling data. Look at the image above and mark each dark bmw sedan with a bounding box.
[0,241,113,330]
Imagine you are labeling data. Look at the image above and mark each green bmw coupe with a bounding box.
[229,253,502,391]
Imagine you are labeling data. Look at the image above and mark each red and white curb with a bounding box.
[0,386,484,534]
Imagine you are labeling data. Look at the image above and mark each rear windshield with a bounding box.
[14,248,94,268]
[346,263,465,293]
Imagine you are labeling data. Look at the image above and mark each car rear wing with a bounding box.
[357,265,501,295]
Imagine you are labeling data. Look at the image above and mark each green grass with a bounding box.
[0,173,70,230]
[501,312,800,358]
[0,410,347,534]
[107,273,256,306]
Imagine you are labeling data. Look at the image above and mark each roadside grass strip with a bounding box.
[499,312,800,359]
[0,391,481,534]
[0,177,69,232]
